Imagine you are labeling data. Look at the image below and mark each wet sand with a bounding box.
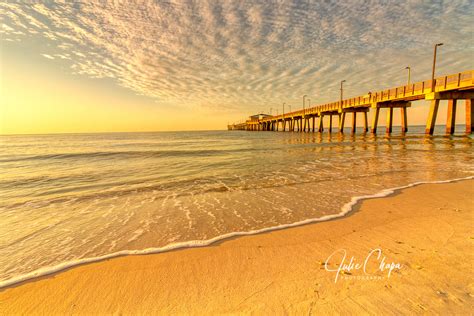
[1,180,473,314]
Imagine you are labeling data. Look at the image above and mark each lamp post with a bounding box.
[340,80,346,102]
[431,43,443,91]
[303,95,307,115]
[283,102,285,117]
[405,66,411,86]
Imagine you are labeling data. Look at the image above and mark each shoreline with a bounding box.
[1,175,473,291]
[1,179,473,314]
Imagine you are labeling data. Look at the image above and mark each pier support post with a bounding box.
[328,115,333,133]
[371,107,380,134]
[425,99,440,135]
[386,108,393,134]
[466,99,473,133]
[339,112,346,133]
[351,112,357,134]
[400,107,408,133]
[312,117,316,132]
[446,99,457,134]
[318,115,324,132]
[363,112,368,133]
[300,118,303,132]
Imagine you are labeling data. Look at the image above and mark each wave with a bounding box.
[0,175,472,290]
[0,148,253,163]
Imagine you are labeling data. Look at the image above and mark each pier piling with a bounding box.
[339,113,346,133]
[425,99,440,135]
[401,107,408,133]
[386,108,393,134]
[363,112,368,133]
[371,107,380,134]
[466,99,473,133]
[352,112,357,134]
[446,99,457,134]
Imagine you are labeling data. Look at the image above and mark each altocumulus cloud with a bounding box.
[1,1,473,112]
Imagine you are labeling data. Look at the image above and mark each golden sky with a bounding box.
[1,46,233,134]
[1,1,473,134]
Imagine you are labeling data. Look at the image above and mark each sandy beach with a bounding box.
[1,179,473,314]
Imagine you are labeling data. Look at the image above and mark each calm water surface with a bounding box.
[0,126,472,286]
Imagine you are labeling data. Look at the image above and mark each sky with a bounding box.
[1,1,473,134]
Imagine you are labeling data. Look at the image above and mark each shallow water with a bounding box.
[0,126,472,286]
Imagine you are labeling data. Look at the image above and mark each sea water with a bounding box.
[0,126,472,287]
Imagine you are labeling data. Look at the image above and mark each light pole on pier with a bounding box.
[431,43,443,92]
[340,80,346,105]
[307,98,311,108]
[405,66,411,86]
[283,102,285,117]
[303,95,307,115]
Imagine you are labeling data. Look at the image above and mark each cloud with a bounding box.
[1,1,473,113]
[41,53,54,60]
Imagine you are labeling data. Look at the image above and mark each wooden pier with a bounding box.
[234,70,474,135]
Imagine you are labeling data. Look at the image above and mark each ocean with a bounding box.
[0,126,472,287]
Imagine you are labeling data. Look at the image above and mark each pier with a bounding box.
[229,69,474,135]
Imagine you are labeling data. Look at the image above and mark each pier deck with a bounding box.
[229,70,473,135]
